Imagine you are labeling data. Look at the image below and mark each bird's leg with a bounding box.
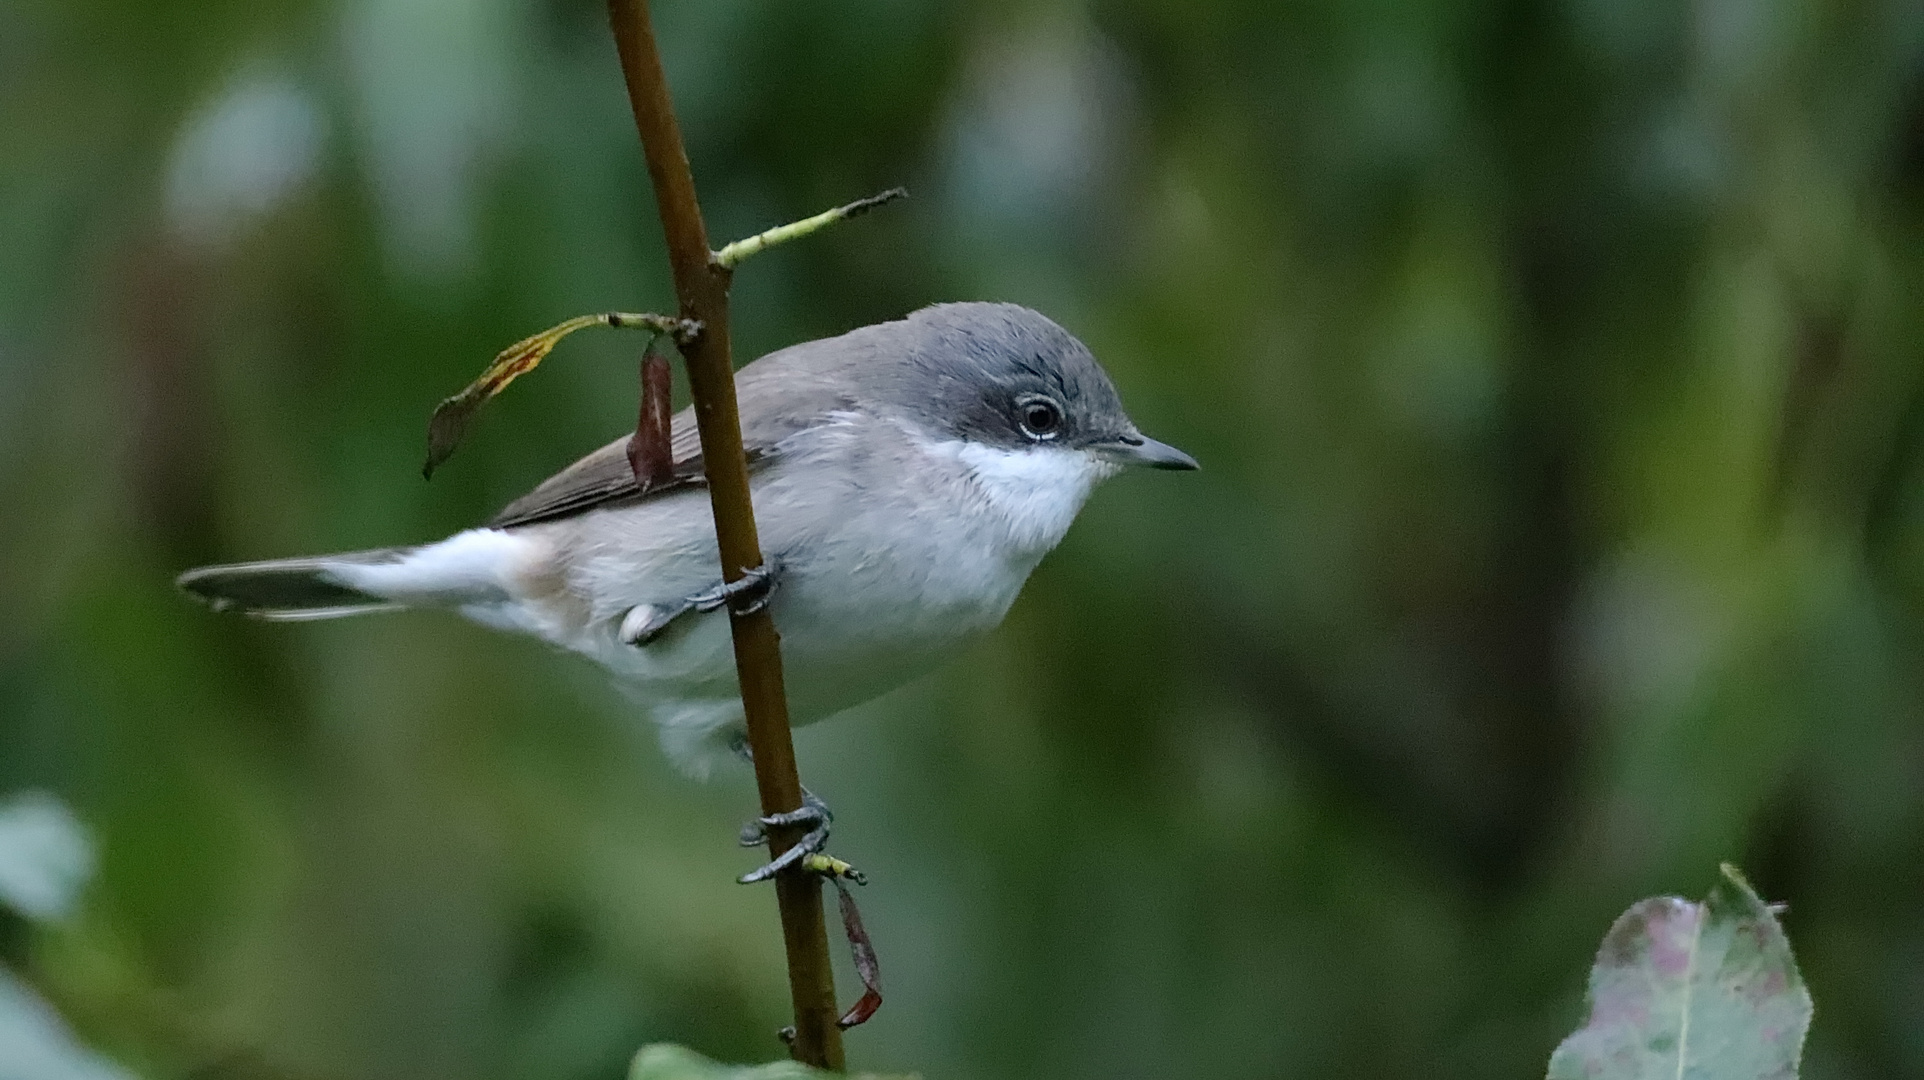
[621,559,780,648]
[688,560,779,616]
[730,738,861,884]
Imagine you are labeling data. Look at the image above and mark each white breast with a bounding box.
[921,437,1120,557]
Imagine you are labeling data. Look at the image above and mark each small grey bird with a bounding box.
[179,303,1195,871]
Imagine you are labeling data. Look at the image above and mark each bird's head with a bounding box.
[890,301,1197,467]
[873,302,1197,552]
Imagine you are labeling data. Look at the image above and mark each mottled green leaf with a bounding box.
[628,1044,915,1080]
[1548,864,1811,1080]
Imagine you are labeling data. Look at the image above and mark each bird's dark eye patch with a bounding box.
[1017,394,1063,440]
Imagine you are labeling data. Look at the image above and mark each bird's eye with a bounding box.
[1017,396,1063,440]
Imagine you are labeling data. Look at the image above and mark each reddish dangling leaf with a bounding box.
[832,878,882,1029]
[627,343,675,490]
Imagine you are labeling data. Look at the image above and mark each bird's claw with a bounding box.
[737,790,831,852]
[689,561,778,616]
[620,560,780,650]
[739,790,858,884]
[760,790,834,831]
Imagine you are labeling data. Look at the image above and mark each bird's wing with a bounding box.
[488,340,861,529]
[484,420,709,529]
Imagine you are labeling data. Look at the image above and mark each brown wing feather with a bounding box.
[486,334,863,529]
[487,413,705,528]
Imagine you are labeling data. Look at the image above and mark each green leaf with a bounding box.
[1547,864,1811,1080]
[629,1044,916,1080]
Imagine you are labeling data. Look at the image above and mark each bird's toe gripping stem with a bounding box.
[619,559,779,648]
[689,560,779,616]
[738,790,862,884]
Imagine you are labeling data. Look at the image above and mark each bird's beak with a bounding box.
[1100,433,1199,471]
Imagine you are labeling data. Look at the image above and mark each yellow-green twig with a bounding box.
[712,188,908,270]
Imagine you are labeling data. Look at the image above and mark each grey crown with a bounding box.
[492,302,1142,529]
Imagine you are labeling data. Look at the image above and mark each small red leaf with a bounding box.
[832,879,882,1029]
[627,344,675,490]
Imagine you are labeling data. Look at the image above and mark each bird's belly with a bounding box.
[621,556,1010,703]
[575,611,963,716]
[776,615,977,728]
[528,572,993,776]
[776,576,996,722]
[510,517,1034,773]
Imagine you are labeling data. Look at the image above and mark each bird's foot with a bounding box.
[689,560,778,616]
[625,561,780,647]
[738,790,860,883]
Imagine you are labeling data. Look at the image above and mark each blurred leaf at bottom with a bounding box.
[629,1044,917,1080]
[1547,864,1811,1080]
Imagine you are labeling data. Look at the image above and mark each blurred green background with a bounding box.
[4,0,1924,1076]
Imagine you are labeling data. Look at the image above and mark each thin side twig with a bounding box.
[604,0,846,1069]
[713,188,908,269]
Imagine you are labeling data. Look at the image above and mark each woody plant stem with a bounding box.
[605,0,846,1069]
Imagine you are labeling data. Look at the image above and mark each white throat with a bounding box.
[925,438,1118,556]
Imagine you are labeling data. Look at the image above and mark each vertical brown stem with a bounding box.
[604,0,845,1068]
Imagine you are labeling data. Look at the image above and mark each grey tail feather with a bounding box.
[176,548,410,622]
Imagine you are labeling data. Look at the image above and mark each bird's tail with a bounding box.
[176,549,411,621]
[177,529,533,621]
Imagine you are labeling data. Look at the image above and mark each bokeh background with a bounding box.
[4,0,1924,1076]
